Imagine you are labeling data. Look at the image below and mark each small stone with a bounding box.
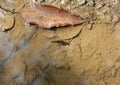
[45,0,55,3]
[60,0,69,5]
[96,2,105,9]
[66,5,71,10]
[115,62,120,69]
[112,15,120,24]
[1,27,6,32]
[86,24,92,30]
[112,0,120,4]
[77,0,87,6]
[87,0,95,7]
[31,0,44,3]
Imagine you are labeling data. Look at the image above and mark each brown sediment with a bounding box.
[20,3,91,28]
[1,0,120,85]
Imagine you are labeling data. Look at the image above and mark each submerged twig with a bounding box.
[0,0,26,32]
[2,17,16,32]
[51,28,82,45]
[0,0,26,14]
[0,5,16,14]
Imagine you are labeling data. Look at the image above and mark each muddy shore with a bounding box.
[0,0,120,85]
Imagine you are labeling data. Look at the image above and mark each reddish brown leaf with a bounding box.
[20,3,91,28]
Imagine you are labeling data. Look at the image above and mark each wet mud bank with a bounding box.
[0,0,120,85]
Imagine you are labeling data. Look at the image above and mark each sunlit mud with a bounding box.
[0,0,120,85]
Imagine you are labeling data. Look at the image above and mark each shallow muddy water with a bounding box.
[0,0,120,85]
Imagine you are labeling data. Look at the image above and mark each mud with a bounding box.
[0,0,120,85]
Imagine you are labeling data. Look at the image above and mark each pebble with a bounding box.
[45,0,55,3]
[87,0,95,7]
[98,13,112,23]
[30,0,45,3]
[60,0,69,4]
[66,5,71,10]
[86,24,92,30]
[112,0,120,4]
[96,2,105,9]
[0,12,6,18]
[112,15,120,24]
[77,0,87,5]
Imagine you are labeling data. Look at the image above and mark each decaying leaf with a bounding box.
[20,3,91,28]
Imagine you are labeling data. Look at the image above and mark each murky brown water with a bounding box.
[0,0,120,85]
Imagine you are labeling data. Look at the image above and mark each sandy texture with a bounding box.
[0,0,120,85]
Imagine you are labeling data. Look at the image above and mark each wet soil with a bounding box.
[0,0,120,85]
